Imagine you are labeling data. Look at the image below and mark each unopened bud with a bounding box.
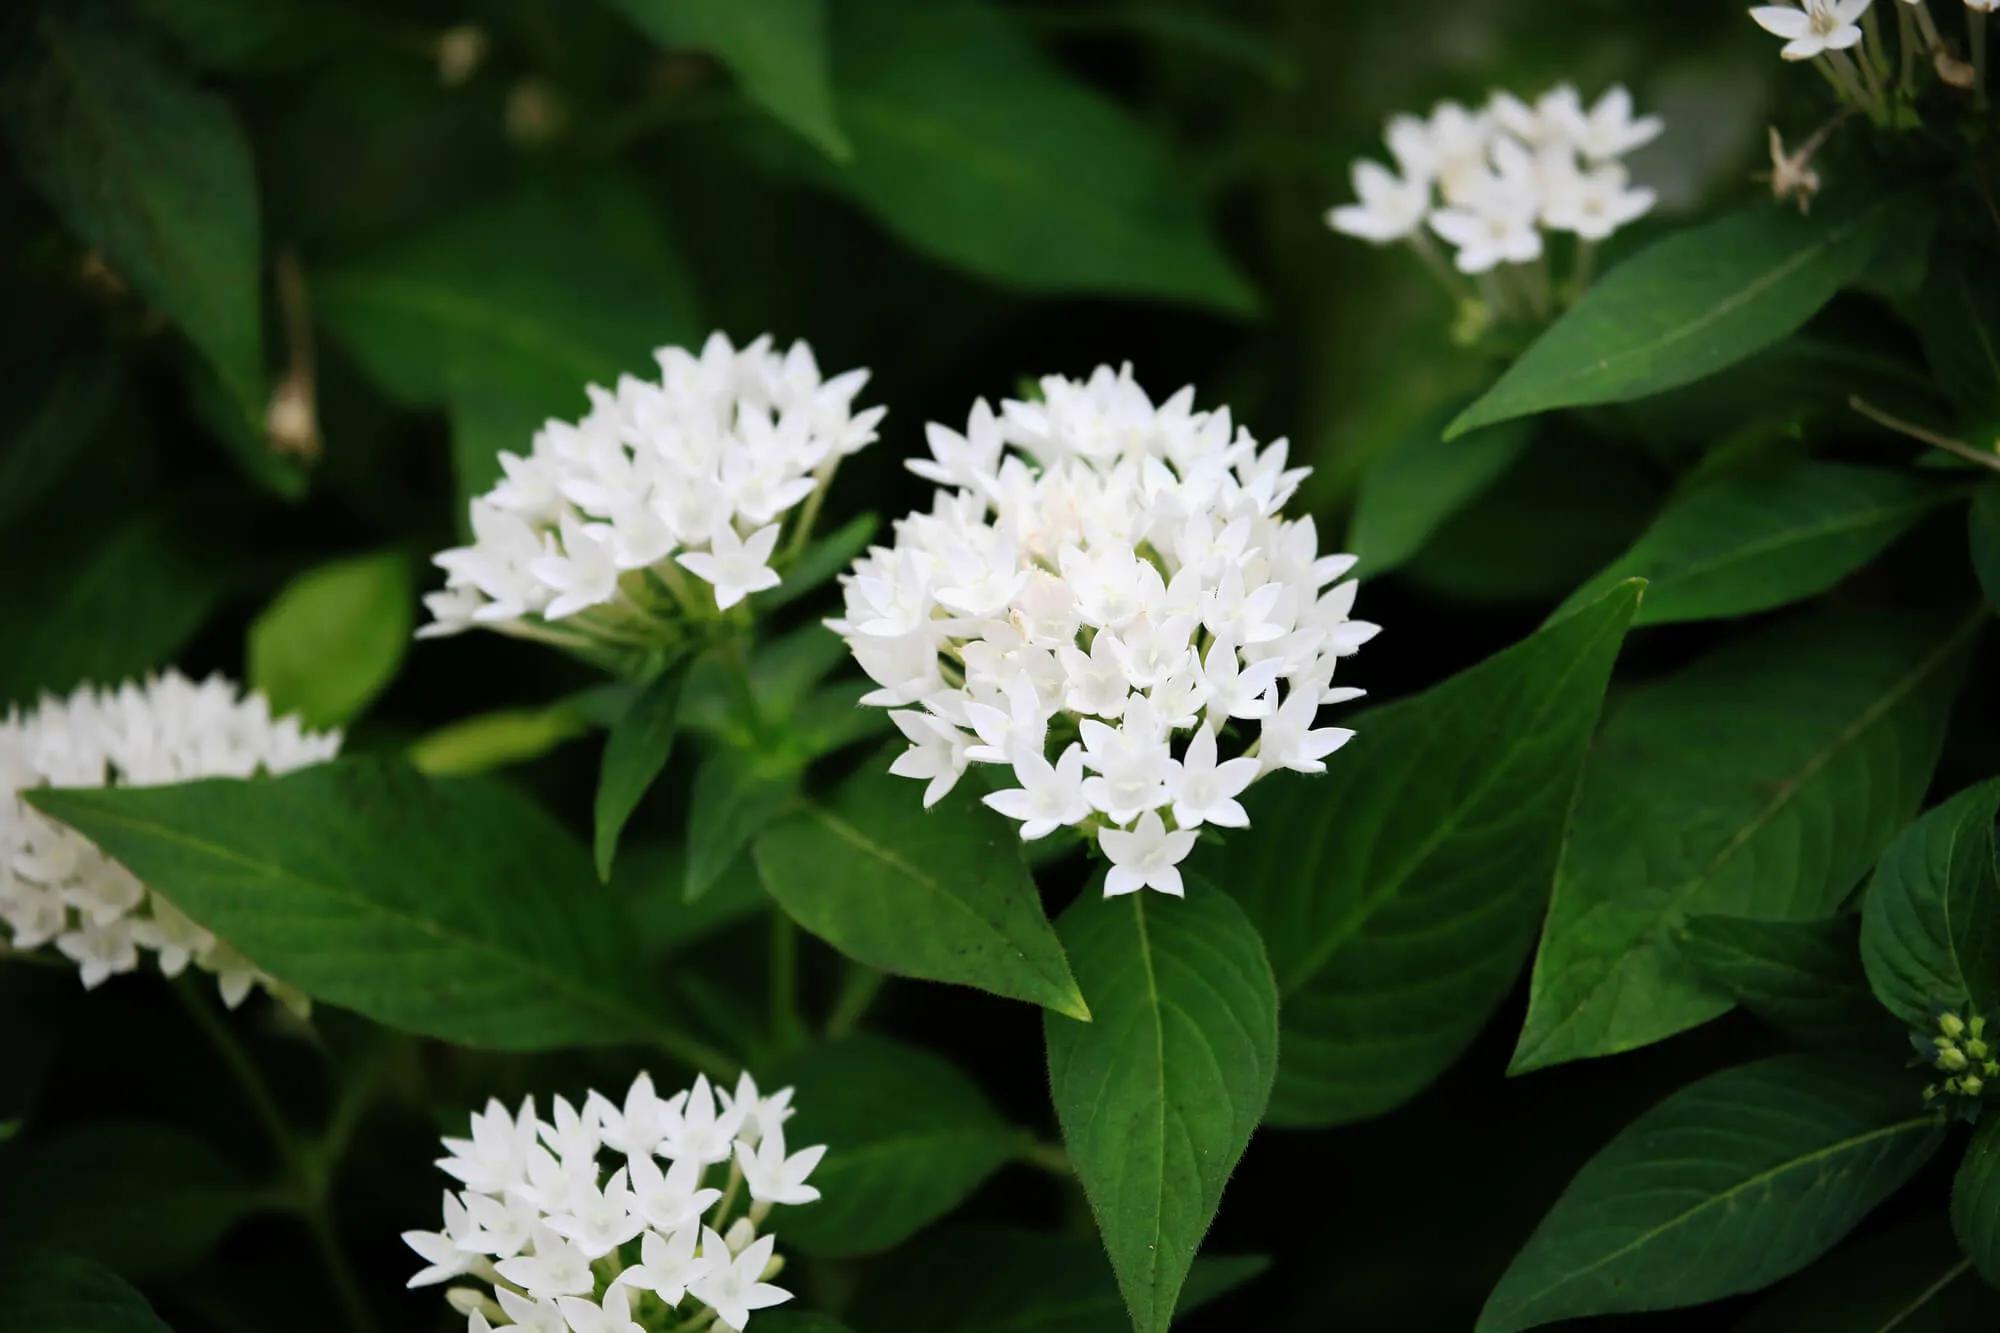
[444,1287,502,1319]
[265,369,320,462]
[760,1251,787,1283]
[724,1215,758,1254]
[1938,50,1978,89]
[1939,1045,1970,1072]
[436,25,488,87]
[1963,1073,1987,1098]
[505,79,565,147]
[1941,1012,1968,1039]
[1969,1037,1990,1061]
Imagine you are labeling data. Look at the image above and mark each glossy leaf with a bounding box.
[687,741,802,901]
[769,1034,1016,1257]
[1675,914,1892,1048]
[1556,463,1954,627]
[1734,1216,2000,1332]
[29,757,693,1053]
[754,760,1086,1018]
[1044,887,1279,1333]
[1478,1056,1946,1332]
[1450,197,1904,438]
[594,656,691,882]
[819,0,1255,314]
[604,0,847,157]
[1,6,263,415]
[1349,415,1533,575]
[247,551,411,729]
[1515,610,1978,1072]
[1860,778,2000,1028]
[1191,582,1639,1125]
[0,1249,173,1333]
[850,1227,1268,1333]
[1955,1115,2000,1290]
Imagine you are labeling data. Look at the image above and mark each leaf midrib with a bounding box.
[1639,487,1946,595]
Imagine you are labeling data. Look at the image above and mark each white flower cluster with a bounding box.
[0,671,338,1006]
[1328,85,1661,273]
[421,332,884,653]
[830,366,1375,900]
[406,1072,822,1333]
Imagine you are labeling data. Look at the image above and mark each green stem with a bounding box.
[826,963,887,1038]
[1016,1135,1073,1176]
[785,458,840,560]
[1571,237,1597,295]
[1850,395,2000,472]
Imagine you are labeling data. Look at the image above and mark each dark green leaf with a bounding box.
[760,512,878,611]
[1044,886,1278,1333]
[687,742,801,902]
[1971,484,2000,614]
[1515,610,1978,1072]
[769,1034,1016,1257]
[1477,1056,1946,1332]
[595,657,691,882]
[1675,914,1893,1048]
[850,1227,1268,1333]
[0,1121,279,1279]
[1956,1116,2000,1289]
[1861,778,2000,1029]
[1735,1216,1999,1331]
[1555,463,1954,627]
[1918,222,2000,433]
[247,551,412,729]
[29,757,694,1053]
[0,339,118,532]
[754,759,1086,1018]
[816,0,1255,314]
[1449,197,1906,438]
[1192,582,1638,1125]
[618,843,769,959]
[2,6,263,415]
[0,1249,172,1333]
[603,0,847,157]
[1349,415,1532,575]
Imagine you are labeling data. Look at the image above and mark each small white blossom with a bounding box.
[689,1231,792,1333]
[1325,160,1433,243]
[1100,811,1200,899]
[676,522,784,612]
[1750,0,1872,60]
[1,672,337,1007]
[736,1124,826,1208]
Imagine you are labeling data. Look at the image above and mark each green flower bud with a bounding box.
[1942,1012,1968,1039]
[1939,1045,1970,1072]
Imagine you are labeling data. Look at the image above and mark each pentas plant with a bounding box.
[420,332,884,675]
[0,671,335,1008]
[407,1072,820,1333]
[830,365,1375,897]
[1749,1,1996,134]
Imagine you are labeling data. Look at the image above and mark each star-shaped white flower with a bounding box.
[402,1192,481,1287]
[554,1285,645,1333]
[1749,0,1872,61]
[735,1123,828,1207]
[1326,159,1432,244]
[1099,811,1199,899]
[689,1230,793,1332]
[984,742,1092,840]
[677,522,783,610]
[1168,727,1260,830]
[627,1151,722,1234]
[658,1074,747,1164]
[1257,689,1356,776]
[494,1223,595,1298]
[616,1224,714,1306]
[886,710,971,808]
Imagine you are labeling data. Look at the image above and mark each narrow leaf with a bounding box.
[1955,1116,2000,1290]
[754,760,1086,1018]
[0,1249,173,1333]
[769,1034,1016,1257]
[1478,1056,1946,1332]
[1860,778,2000,1029]
[1556,463,1954,627]
[1515,609,1978,1072]
[1191,581,1639,1125]
[1675,914,1893,1048]
[594,657,691,882]
[1044,886,1279,1333]
[687,742,801,901]
[1449,197,1905,438]
[28,757,690,1052]
[247,551,412,729]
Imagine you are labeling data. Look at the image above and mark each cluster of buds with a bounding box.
[1916,1000,1999,1120]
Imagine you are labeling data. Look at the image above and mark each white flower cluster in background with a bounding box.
[831,365,1375,899]
[0,671,337,1007]
[407,1072,821,1333]
[1327,84,1662,274]
[421,333,884,653]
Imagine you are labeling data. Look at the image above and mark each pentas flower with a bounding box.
[408,1071,820,1333]
[831,365,1376,900]
[420,332,883,672]
[0,671,337,1008]
[1750,0,1872,61]
[1328,84,1660,279]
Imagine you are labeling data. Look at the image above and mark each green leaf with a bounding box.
[1449,197,1905,438]
[1,6,263,416]
[246,551,411,729]
[602,0,847,157]
[1675,914,1893,1049]
[687,741,802,902]
[1477,1055,1946,1332]
[0,1121,279,1280]
[1044,887,1279,1333]
[850,1227,1268,1333]
[760,512,878,612]
[0,498,240,709]
[0,339,119,532]
[595,657,691,882]
[1860,778,2000,1029]
[1555,463,1955,627]
[768,1034,1016,1257]
[1348,415,1533,575]
[1956,1116,2000,1290]
[754,759,1086,1018]
[1971,484,2000,614]
[28,756,697,1054]
[618,843,770,960]
[1734,1216,2000,1332]
[1191,581,1639,1126]
[1918,222,2000,434]
[816,0,1255,314]
[407,701,595,777]
[1515,609,1978,1073]
[0,1249,173,1333]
